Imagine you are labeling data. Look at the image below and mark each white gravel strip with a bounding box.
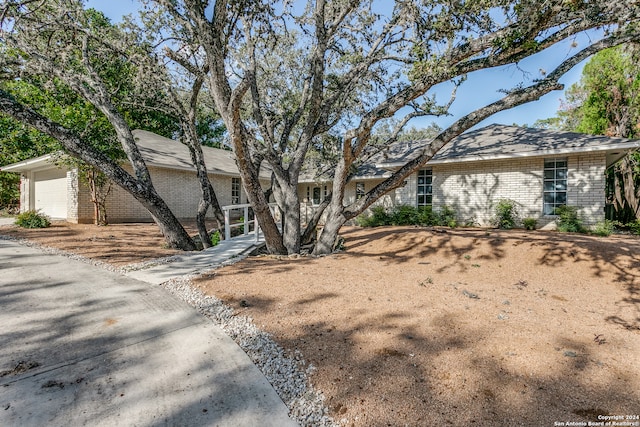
[1,234,338,427]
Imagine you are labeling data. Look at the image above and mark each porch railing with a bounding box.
[221,203,280,244]
[221,203,259,243]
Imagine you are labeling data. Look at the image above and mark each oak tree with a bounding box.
[149,0,640,254]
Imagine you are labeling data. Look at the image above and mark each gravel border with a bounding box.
[1,234,338,427]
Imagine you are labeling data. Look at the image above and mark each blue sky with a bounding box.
[87,0,589,131]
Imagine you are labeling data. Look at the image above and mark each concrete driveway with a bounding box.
[0,239,297,426]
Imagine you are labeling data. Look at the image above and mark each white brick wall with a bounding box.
[570,153,606,226]
[394,154,607,227]
[85,166,267,223]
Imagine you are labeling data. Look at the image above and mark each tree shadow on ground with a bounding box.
[199,225,640,426]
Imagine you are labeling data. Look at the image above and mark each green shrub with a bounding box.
[435,205,457,227]
[210,230,221,246]
[591,220,616,237]
[629,220,640,235]
[356,205,392,227]
[492,199,519,229]
[415,205,436,225]
[15,210,50,229]
[554,205,585,233]
[356,204,458,228]
[390,205,419,225]
[522,217,537,230]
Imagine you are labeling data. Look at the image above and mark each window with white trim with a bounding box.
[543,158,567,215]
[417,169,433,207]
[356,182,365,200]
[231,177,241,204]
[306,185,326,205]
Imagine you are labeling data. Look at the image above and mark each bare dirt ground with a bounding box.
[2,221,639,426]
[0,221,189,266]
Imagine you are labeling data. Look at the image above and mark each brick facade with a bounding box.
[395,154,607,227]
[76,166,266,223]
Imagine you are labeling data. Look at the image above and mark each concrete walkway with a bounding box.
[0,239,297,427]
[124,232,262,285]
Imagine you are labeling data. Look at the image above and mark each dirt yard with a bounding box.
[2,221,639,426]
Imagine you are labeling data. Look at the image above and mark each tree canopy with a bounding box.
[147,0,640,254]
[2,0,640,253]
[536,44,640,221]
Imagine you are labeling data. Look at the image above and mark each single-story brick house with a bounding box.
[5,125,639,228]
[299,124,640,228]
[1,130,268,223]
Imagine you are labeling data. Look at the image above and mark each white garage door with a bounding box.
[34,169,68,219]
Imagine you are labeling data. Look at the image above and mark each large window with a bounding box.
[543,158,567,215]
[417,169,433,207]
[231,177,241,204]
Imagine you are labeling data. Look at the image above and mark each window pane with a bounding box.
[426,195,432,204]
[544,170,555,179]
[418,195,425,205]
[543,203,555,215]
[556,160,567,168]
[555,182,567,191]
[544,193,555,204]
[544,181,555,191]
[556,192,567,205]
[556,170,567,180]
[418,177,425,185]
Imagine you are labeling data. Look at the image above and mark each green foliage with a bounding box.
[15,210,50,228]
[628,220,640,235]
[438,205,457,228]
[356,205,458,228]
[591,220,616,237]
[554,205,585,233]
[0,172,19,212]
[522,217,537,231]
[210,230,221,246]
[356,206,391,227]
[390,205,420,225]
[571,46,640,138]
[492,199,519,229]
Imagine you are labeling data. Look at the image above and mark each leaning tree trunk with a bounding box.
[0,90,196,250]
[184,134,225,249]
[129,185,197,250]
[302,195,331,246]
[314,203,347,255]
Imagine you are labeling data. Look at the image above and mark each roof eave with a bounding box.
[0,153,59,172]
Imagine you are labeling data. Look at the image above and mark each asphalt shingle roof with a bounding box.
[133,129,241,176]
[376,124,640,166]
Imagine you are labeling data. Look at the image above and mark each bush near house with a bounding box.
[15,210,51,228]
[492,199,519,229]
[523,217,537,230]
[591,220,617,236]
[357,205,458,228]
[554,205,585,233]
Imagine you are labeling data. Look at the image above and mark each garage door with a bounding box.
[34,169,68,219]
